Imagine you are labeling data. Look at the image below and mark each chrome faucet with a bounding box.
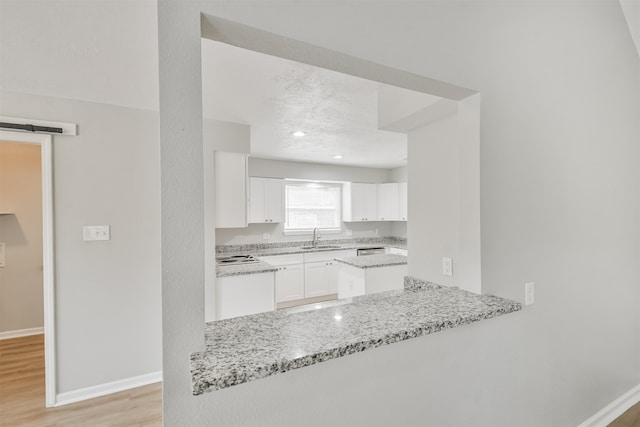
[312,228,321,247]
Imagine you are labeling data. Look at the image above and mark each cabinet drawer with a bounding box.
[258,253,304,266]
[304,249,357,263]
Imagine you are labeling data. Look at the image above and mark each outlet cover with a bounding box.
[525,282,535,305]
[442,257,453,276]
[0,243,5,267]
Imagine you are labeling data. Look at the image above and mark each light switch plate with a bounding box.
[0,243,5,267]
[83,225,110,241]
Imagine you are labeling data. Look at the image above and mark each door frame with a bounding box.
[0,130,56,407]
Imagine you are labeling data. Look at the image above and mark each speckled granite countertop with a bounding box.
[216,237,407,257]
[190,276,521,395]
[216,261,278,278]
[334,253,407,269]
[215,238,407,277]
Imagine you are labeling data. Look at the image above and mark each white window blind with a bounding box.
[284,183,341,231]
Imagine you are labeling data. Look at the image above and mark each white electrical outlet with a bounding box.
[83,225,110,241]
[262,232,271,240]
[525,282,535,305]
[0,243,5,267]
[442,257,453,276]
[346,229,352,236]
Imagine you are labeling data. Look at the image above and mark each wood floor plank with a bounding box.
[608,401,640,427]
[0,335,162,426]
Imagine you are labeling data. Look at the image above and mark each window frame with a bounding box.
[283,180,343,235]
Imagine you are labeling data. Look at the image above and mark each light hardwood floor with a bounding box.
[0,334,162,426]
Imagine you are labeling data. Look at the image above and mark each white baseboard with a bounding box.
[55,371,162,407]
[579,383,640,427]
[0,327,44,340]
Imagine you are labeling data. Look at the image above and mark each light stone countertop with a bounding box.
[190,276,522,395]
[215,260,278,278]
[215,238,407,277]
[333,253,407,269]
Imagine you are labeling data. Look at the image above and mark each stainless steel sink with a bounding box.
[300,245,342,250]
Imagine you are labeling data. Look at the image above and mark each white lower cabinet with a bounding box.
[337,264,407,299]
[216,272,275,320]
[274,264,305,302]
[303,249,356,298]
[259,254,305,303]
[261,249,357,303]
[303,261,336,298]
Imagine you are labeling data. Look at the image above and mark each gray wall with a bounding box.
[159,2,640,426]
[0,141,43,333]
[0,91,162,394]
[408,95,481,294]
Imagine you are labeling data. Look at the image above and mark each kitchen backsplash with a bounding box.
[215,236,407,254]
[215,221,404,246]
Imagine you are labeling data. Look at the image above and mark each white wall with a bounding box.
[159,2,640,426]
[0,0,159,111]
[621,0,640,58]
[408,96,480,293]
[0,91,162,395]
[0,142,43,333]
[249,157,391,183]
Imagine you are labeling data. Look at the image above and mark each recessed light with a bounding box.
[334,314,342,321]
[333,154,343,159]
[291,131,306,137]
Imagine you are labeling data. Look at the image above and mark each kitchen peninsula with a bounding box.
[190,276,521,394]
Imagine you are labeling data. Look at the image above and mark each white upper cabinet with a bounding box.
[343,182,378,222]
[377,183,400,221]
[215,151,248,228]
[249,177,285,223]
[398,182,408,221]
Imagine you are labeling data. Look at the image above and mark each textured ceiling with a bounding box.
[201,39,441,169]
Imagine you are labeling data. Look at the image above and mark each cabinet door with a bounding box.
[216,272,275,320]
[248,177,267,223]
[363,183,379,221]
[348,183,377,221]
[215,151,248,228]
[249,177,284,223]
[304,261,330,298]
[377,183,399,221]
[264,178,284,223]
[327,261,339,294]
[350,183,366,221]
[275,264,305,302]
[398,182,408,221]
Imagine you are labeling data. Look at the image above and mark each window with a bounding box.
[284,182,341,233]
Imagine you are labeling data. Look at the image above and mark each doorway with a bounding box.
[0,130,55,407]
